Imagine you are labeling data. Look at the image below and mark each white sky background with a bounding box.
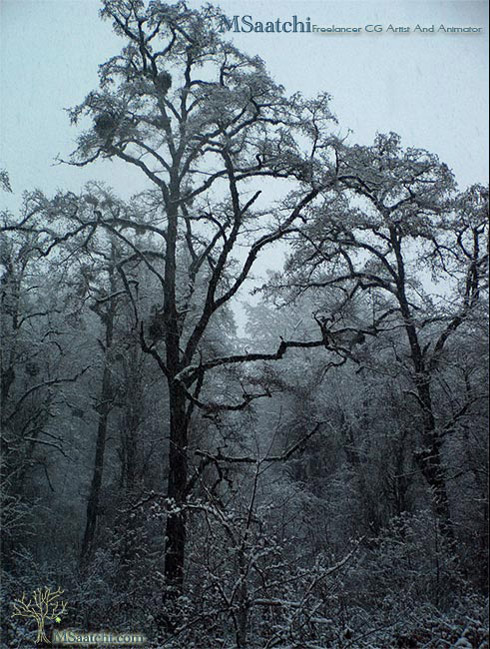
[1,0,488,198]
[1,0,488,314]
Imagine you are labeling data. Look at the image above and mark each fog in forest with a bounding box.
[1,2,488,648]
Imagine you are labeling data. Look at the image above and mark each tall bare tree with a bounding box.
[279,133,489,536]
[64,0,340,589]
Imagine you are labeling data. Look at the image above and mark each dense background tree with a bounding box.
[1,3,488,649]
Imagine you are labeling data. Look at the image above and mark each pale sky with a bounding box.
[1,0,487,329]
[1,0,488,208]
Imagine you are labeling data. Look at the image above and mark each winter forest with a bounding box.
[0,1,488,648]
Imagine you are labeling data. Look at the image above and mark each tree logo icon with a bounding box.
[12,587,67,644]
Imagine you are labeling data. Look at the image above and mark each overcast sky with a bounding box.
[1,0,487,328]
[1,0,488,208]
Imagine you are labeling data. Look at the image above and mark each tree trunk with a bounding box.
[121,340,143,493]
[414,426,453,538]
[410,370,453,539]
[392,228,453,538]
[163,381,188,589]
[36,617,49,644]
[80,263,116,563]
[80,357,113,562]
[162,180,190,591]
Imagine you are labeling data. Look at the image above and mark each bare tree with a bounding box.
[1,201,88,564]
[12,587,67,644]
[279,133,489,536]
[62,0,341,590]
[79,243,121,562]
